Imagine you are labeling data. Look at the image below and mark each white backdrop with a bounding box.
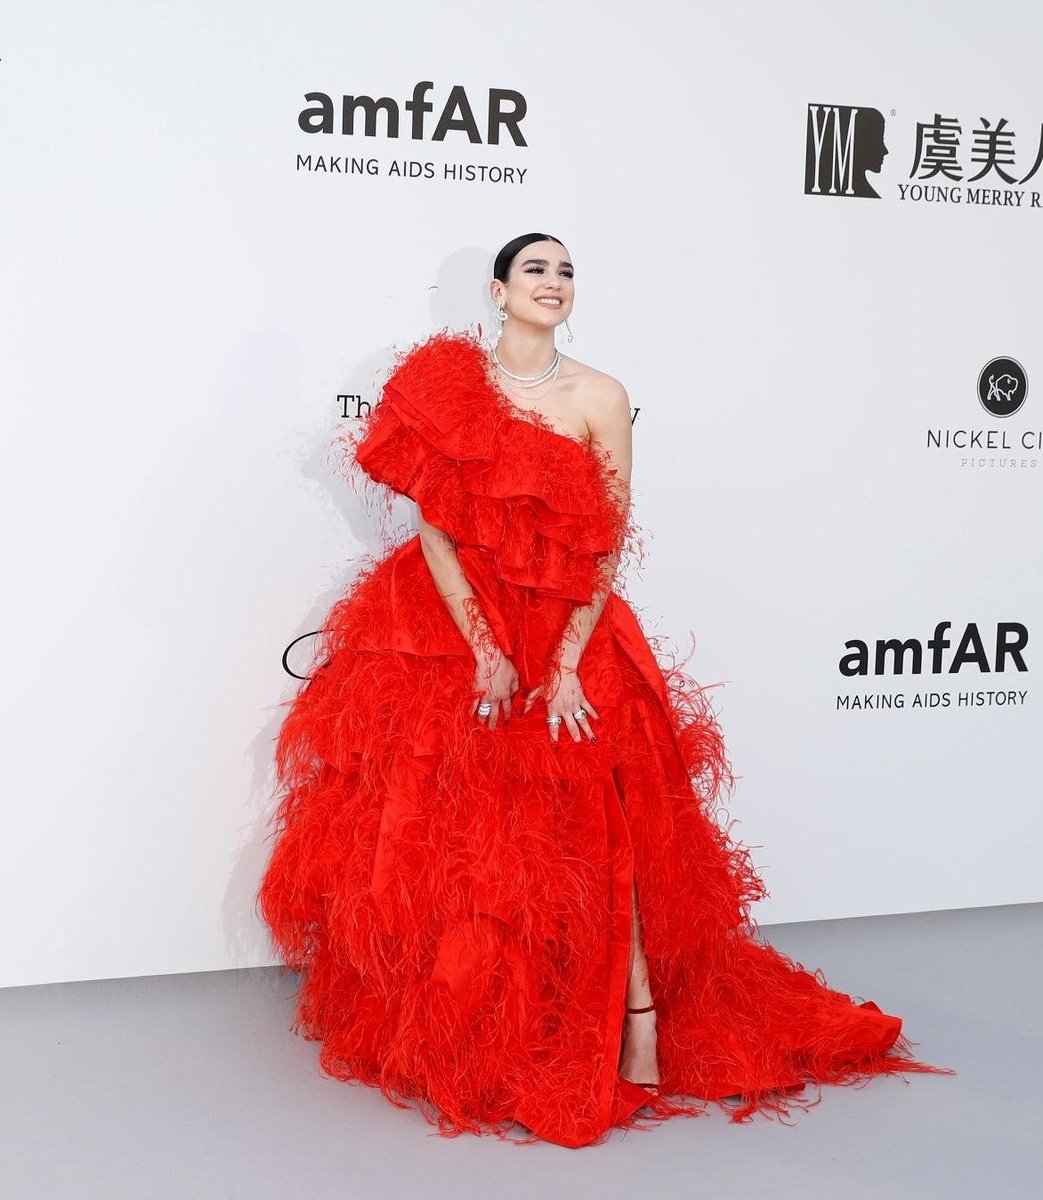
[2,0,1040,988]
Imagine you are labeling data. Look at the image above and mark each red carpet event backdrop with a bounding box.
[2,0,1040,987]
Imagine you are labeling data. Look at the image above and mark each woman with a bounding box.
[258,233,952,1148]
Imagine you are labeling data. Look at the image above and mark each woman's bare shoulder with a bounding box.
[561,354,629,412]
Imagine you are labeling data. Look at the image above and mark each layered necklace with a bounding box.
[491,347,561,401]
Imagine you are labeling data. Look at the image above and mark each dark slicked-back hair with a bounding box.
[493,232,566,282]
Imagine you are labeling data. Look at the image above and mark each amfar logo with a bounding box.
[839,621,1027,677]
[978,356,1028,417]
[299,81,527,145]
[805,104,889,198]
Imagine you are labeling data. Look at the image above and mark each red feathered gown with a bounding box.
[258,332,952,1147]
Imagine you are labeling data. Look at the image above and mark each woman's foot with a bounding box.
[619,1006,660,1090]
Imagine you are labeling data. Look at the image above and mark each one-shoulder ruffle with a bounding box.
[344,331,633,603]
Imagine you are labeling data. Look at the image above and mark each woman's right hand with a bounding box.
[471,648,520,730]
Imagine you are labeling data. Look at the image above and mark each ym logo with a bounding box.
[805,104,889,198]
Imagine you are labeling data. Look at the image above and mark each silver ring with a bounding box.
[573,709,588,721]
[476,701,492,717]
[546,715,563,726]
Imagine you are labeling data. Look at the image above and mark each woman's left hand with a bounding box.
[523,666,600,743]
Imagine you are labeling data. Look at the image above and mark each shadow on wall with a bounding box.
[237,244,499,966]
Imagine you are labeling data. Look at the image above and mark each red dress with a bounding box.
[258,331,952,1147]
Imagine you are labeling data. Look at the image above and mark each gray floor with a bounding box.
[2,903,1039,1200]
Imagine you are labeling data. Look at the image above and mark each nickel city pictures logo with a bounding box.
[978,357,1027,418]
[926,357,1037,469]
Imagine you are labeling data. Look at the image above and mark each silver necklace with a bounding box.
[492,347,560,389]
[501,372,558,402]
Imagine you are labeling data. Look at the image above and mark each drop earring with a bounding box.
[495,302,507,341]
[564,318,574,344]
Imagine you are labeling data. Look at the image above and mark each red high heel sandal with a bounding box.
[624,1004,660,1092]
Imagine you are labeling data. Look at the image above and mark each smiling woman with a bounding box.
[257,232,953,1148]
[487,232,612,445]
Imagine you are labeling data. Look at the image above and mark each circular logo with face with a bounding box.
[978,356,1027,417]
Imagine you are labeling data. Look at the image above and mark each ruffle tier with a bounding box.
[345,331,633,603]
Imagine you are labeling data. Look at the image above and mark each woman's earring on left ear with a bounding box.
[564,318,574,344]
[495,303,507,341]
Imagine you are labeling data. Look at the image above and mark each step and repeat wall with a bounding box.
[3,0,1040,987]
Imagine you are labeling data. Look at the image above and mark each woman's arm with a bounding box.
[556,378,634,672]
[418,503,519,727]
[416,503,500,659]
[525,377,632,740]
